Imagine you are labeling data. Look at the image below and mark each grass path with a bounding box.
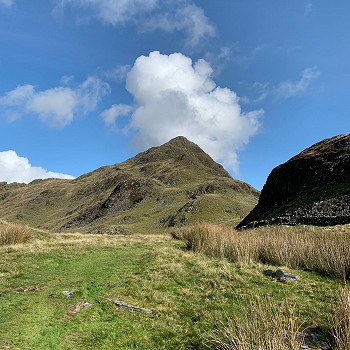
[0,232,344,349]
[1,235,167,349]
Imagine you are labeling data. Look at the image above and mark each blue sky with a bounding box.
[0,0,349,189]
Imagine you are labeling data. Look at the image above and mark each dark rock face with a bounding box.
[237,134,350,229]
[61,176,153,229]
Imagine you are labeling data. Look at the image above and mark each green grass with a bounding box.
[0,228,346,349]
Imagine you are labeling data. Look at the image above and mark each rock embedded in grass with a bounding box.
[14,286,40,293]
[68,301,92,316]
[62,290,75,298]
[296,331,331,350]
[263,269,299,283]
[107,298,153,313]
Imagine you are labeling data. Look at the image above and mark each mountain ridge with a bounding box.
[0,136,259,233]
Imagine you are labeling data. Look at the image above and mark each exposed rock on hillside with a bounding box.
[237,134,350,229]
[0,136,259,232]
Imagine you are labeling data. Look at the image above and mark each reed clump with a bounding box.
[332,288,350,350]
[211,296,301,350]
[0,223,31,246]
[174,223,350,279]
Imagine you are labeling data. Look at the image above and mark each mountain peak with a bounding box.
[165,136,197,148]
[130,136,231,179]
[167,135,191,143]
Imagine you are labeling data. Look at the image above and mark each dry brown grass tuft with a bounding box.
[332,288,350,350]
[0,223,31,246]
[211,296,301,350]
[174,223,350,279]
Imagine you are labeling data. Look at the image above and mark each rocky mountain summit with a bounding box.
[0,136,258,233]
[237,134,350,229]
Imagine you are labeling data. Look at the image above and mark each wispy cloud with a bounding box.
[54,0,215,49]
[0,77,110,128]
[304,2,313,16]
[240,82,270,104]
[205,43,266,76]
[143,3,215,49]
[204,46,233,75]
[54,0,158,25]
[77,76,110,114]
[102,51,263,173]
[0,85,34,106]
[0,150,74,183]
[0,0,14,8]
[104,65,131,82]
[101,104,133,128]
[60,75,74,85]
[27,87,78,127]
[242,67,320,103]
[275,67,320,99]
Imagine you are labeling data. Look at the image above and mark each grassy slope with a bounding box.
[0,176,257,234]
[0,228,345,349]
[0,137,258,233]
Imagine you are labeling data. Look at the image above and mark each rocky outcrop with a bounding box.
[60,176,154,229]
[237,134,350,229]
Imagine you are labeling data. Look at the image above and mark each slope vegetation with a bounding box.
[0,136,258,233]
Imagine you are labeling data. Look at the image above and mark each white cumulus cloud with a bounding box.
[0,150,74,184]
[108,51,262,173]
[0,77,110,128]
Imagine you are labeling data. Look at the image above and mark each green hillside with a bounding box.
[0,137,258,233]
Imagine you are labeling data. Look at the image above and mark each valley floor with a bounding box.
[0,227,348,349]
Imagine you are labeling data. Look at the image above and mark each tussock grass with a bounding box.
[211,297,301,350]
[332,288,350,350]
[213,289,350,350]
[0,223,31,246]
[173,223,350,279]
